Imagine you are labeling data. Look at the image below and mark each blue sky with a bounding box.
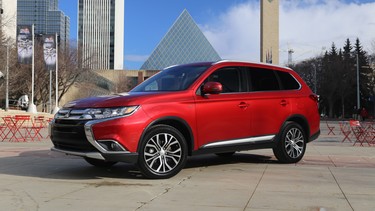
[59,0,375,69]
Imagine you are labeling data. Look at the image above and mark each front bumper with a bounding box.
[49,116,139,164]
[51,147,138,163]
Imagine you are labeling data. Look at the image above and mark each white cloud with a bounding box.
[202,0,375,65]
[201,1,260,62]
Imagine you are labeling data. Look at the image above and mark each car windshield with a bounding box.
[131,64,210,92]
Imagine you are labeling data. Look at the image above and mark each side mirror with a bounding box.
[202,82,223,95]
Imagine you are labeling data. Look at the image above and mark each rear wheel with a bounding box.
[84,157,117,168]
[273,122,306,163]
[138,125,188,179]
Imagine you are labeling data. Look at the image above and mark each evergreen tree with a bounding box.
[292,38,374,118]
[339,39,356,117]
[354,38,373,109]
[320,43,342,117]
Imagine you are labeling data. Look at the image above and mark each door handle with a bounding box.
[238,102,249,109]
[280,100,289,106]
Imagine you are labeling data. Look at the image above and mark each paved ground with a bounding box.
[0,121,375,211]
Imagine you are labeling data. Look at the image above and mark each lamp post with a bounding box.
[0,43,10,111]
[5,44,9,111]
[27,24,37,113]
[312,64,317,94]
[52,33,59,114]
[355,52,360,109]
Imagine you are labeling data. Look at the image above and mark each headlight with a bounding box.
[55,106,139,120]
[86,106,138,119]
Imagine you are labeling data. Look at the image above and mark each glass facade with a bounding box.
[141,10,221,70]
[17,0,70,48]
[78,0,124,70]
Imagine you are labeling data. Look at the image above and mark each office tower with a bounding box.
[78,0,124,70]
[260,0,279,64]
[141,10,221,70]
[0,0,17,41]
[17,0,70,48]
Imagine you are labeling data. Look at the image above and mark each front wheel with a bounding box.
[138,125,188,179]
[273,122,307,163]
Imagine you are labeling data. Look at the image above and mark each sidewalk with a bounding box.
[0,121,374,211]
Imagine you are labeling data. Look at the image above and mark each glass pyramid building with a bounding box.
[141,9,221,70]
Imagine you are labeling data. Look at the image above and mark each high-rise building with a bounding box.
[141,10,221,70]
[0,0,17,41]
[78,0,124,70]
[17,0,70,48]
[260,0,279,64]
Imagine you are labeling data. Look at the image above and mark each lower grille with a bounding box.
[50,120,96,152]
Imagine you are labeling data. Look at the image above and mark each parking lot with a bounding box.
[0,121,375,211]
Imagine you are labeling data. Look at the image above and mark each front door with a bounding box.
[194,67,251,147]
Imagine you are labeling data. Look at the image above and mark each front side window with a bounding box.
[205,67,243,93]
[131,65,209,92]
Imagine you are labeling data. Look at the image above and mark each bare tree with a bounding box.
[116,73,133,93]
[55,47,90,103]
[1,37,93,110]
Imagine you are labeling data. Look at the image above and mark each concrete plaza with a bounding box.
[0,121,374,211]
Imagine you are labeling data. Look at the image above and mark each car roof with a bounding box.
[164,60,294,73]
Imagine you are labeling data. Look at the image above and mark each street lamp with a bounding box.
[355,52,360,109]
[0,44,10,111]
[312,64,317,94]
[27,24,37,113]
[5,44,9,111]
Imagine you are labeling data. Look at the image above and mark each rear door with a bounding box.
[245,67,293,136]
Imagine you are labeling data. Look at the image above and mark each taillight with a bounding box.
[310,94,319,102]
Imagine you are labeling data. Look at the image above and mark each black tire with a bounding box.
[84,157,117,168]
[215,152,235,157]
[273,122,307,163]
[138,124,188,179]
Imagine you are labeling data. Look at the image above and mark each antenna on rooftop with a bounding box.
[288,48,294,66]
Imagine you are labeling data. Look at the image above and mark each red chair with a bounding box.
[14,115,32,142]
[350,120,371,146]
[339,121,351,143]
[363,122,375,145]
[326,121,335,135]
[0,120,7,141]
[28,116,46,141]
[2,115,29,142]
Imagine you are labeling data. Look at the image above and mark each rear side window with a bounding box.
[248,68,280,91]
[277,71,301,90]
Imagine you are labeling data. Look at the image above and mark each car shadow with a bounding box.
[185,153,276,169]
[0,150,276,180]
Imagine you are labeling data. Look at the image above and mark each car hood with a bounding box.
[62,91,188,108]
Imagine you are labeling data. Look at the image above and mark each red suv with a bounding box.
[50,61,320,179]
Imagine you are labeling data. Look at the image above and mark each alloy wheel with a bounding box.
[144,132,182,174]
[284,127,304,159]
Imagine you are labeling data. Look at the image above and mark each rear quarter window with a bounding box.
[277,71,301,90]
[248,68,280,91]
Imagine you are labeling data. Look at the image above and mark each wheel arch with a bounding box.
[138,116,195,156]
[282,115,310,138]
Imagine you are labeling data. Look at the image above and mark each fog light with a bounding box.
[110,142,124,151]
[97,140,126,152]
